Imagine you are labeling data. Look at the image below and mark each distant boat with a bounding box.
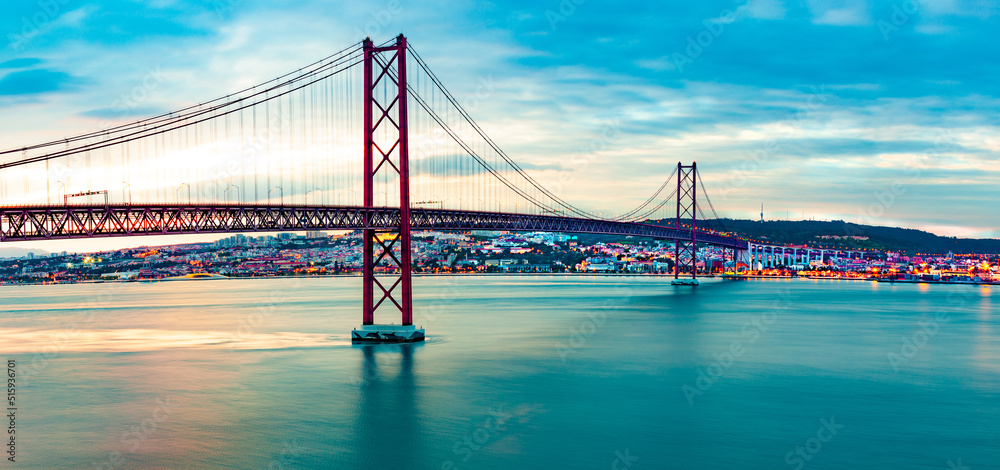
[161,273,228,281]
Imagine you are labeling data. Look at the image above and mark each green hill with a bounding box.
[646,218,1000,255]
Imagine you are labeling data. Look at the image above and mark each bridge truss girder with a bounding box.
[0,205,747,250]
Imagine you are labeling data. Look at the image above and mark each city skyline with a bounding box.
[1,0,998,255]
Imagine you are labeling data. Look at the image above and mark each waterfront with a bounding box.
[3,277,999,468]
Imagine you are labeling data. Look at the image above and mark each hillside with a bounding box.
[0,247,51,259]
[644,218,1000,255]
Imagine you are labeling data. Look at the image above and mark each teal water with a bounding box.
[2,276,999,469]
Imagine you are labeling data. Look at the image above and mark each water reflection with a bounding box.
[352,343,424,468]
[0,328,341,353]
[974,289,998,373]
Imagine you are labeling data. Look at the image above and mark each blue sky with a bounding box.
[0,0,998,252]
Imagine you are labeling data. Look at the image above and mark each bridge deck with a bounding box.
[0,204,747,249]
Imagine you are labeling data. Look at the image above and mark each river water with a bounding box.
[2,276,999,469]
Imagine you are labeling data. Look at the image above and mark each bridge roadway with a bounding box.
[0,204,748,249]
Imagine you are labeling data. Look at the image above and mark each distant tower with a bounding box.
[760,204,764,223]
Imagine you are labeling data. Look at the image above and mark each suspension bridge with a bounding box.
[0,35,749,343]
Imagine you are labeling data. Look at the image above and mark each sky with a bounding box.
[0,0,998,253]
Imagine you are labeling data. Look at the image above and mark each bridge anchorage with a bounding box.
[0,33,749,344]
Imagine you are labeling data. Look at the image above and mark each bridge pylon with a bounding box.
[352,35,425,343]
[671,162,699,286]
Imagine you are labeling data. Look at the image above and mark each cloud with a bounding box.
[411,153,564,177]
[807,0,871,25]
[746,0,787,19]
[747,137,982,158]
[79,106,170,119]
[915,23,953,34]
[826,83,881,91]
[0,69,83,96]
[634,58,676,72]
[920,0,959,14]
[0,58,44,69]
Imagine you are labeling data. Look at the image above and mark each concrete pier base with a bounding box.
[671,278,700,286]
[351,324,426,343]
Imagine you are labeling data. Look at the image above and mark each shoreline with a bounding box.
[2,272,995,287]
[726,274,997,286]
[0,272,721,286]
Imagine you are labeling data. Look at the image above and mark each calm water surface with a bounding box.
[2,276,999,469]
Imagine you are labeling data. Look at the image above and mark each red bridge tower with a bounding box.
[352,35,424,343]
